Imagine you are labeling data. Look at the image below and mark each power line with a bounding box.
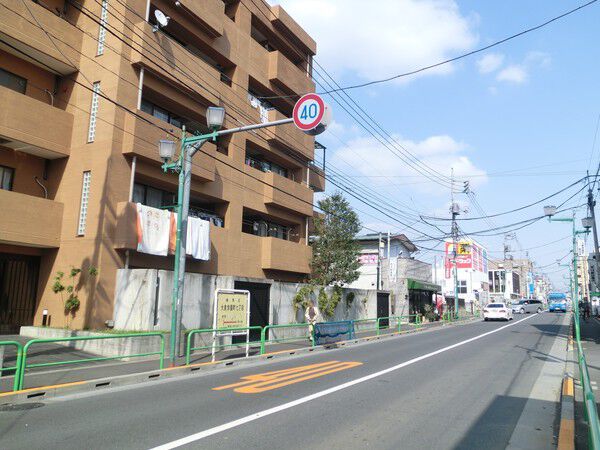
[258,0,599,98]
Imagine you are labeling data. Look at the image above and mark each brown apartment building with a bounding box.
[0,0,324,333]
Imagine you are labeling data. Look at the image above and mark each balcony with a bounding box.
[130,21,221,106]
[262,237,311,274]
[268,51,315,96]
[0,85,72,158]
[260,171,313,216]
[0,189,63,248]
[122,111,217,183]
[270,6,316,56]
[0,0,82,75]
[264,109,313,160]
[174,0,224,38]
[309,164,325,192]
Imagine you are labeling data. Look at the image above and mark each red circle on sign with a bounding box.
[293,93,325,131]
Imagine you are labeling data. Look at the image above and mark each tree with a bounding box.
[312,192,362,287]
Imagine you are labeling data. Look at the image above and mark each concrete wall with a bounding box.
[113,269,379,333]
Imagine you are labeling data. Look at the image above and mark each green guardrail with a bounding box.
[350,318,379,337]
[186,326,262,365]
[18,333,165,391]
[0,340,23,392]
[375,315,422,335]
[574,307,600,449]
[260,323,311,355]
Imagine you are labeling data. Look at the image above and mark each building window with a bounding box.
[97,0,109,56]
[0,68,27,94]
[132,182,224,227]
[140,99,202,134]
[87,82,101,143]
[77,171,91,236]
[0,165,14,191]
[245,155,289,179]
[458,280,468,294]
[242,214,294,241]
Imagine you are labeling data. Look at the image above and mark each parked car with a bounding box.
[548,299,567,312]
[511,299,544,314]
[483,303,513,321]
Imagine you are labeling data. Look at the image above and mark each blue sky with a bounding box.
[274,0,600,290]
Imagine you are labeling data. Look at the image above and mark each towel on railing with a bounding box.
[136,203,171,256]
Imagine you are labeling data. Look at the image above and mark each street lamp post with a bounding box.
[544,206,590,342]
[160,108,300,366]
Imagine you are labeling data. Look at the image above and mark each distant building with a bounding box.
[437,239,489,312]
[349,234,439,318]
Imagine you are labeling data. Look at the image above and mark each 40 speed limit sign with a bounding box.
[293,93,325,131]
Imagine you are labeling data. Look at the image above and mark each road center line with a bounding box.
[149,314,539,450]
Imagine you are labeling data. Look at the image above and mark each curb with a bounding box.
[0,318,477,404]
[558,375,575,450]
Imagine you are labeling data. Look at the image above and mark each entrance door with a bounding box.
[377,292,390,328]
[0,253,40,334]
[233,281,270,342]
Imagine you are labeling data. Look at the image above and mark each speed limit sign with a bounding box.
[293,93,325,131]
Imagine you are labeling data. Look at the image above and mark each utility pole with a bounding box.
[587,178,600,299]
[377,232,382,290]
[451,169,460,319]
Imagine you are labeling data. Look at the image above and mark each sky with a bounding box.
[271,0,600,291]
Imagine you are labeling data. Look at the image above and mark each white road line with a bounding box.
[149,314,539,450]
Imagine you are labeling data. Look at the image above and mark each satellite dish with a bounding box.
[153,9,170,32]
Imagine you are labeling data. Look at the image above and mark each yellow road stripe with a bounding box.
[557,418,575,450]
[0,380,87,397]
[563,377,574,397]
[213,360,362,394]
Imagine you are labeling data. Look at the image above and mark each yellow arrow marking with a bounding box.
[213,360,363,394]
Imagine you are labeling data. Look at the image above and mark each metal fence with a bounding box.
[17,333,165,391]
[0,340,23,391]
[186,326,262,364]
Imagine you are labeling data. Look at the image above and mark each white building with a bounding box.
[434,239,489,313]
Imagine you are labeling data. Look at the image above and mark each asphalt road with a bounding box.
[0,312,569,450]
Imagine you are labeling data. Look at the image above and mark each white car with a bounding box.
[483,302,513,321]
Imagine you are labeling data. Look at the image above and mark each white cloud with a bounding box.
[496,65,528,84]
[493,51,551,85]
[331,134,487,196]
[476,53,504,74]
[272,0,478,83]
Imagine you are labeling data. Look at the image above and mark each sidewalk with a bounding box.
[0,320,447,394]
[573,316,600,448]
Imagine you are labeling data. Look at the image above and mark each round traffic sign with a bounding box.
[293,93,325,131]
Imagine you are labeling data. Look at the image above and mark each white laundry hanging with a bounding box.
[136,203,171,256]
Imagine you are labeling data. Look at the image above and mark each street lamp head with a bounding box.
[543,205,557,217]
[158,139,176,161]
[206,106,225,130]
[582,217,594,230]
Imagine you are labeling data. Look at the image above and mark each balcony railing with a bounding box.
[0,85,73,158]
[262,236,311,274]
[264,109,313,160]
[0,189,63,248]
[122,111,217,183]
[0,0,82,75]
[309,164,325,192]
[174,0,224,38]
[268,51,315,96]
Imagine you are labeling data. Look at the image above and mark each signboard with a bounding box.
[214,290,250,330]
[358,252,378,265]
[444,240,487,277]
[577,238,586,257]
[293,93,325,131]
[314,320,353,345]
[211,289,251,361]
